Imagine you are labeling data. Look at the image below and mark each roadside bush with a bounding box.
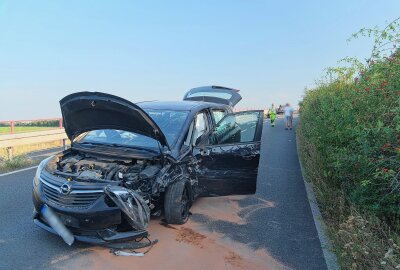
[298,20,400,268]
[300,50,400,222]
[0,155,33,173]
[300,54,400,221]
[16,120,60,127]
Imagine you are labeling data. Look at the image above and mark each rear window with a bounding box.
[187,91,232,99]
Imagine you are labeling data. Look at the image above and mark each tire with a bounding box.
[164,180,191,224]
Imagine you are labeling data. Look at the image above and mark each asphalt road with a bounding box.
[0,117,327,270]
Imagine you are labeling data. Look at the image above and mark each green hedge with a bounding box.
[298,51,400,225]
[0,120,60,127]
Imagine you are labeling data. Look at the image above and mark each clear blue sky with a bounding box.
[0,1,399,120]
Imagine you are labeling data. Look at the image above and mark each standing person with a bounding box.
[269,103,276,127]
[284,103,294,130]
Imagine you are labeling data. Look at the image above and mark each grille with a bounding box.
[40,177,103,208]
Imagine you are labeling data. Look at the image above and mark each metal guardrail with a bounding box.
[0,118,63,134]
[0,129,68,159]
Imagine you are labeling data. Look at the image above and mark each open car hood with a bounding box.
[60,92,168,147]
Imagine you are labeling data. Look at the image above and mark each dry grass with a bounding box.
[0,140,70,173]
[0,126,57,134]
[0,140,68,158]
[0,155,35,173]
[333,211,400,269]
[297,129,400,269]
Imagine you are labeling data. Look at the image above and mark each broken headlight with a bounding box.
[104,185,150,231]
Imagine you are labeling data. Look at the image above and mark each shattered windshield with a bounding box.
[76,109,189,150]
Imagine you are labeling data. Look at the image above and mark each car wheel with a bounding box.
[164,180,191,224]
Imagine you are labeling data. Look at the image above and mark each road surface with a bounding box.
[0,117,327,270]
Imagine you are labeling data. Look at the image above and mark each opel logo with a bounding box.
[60,182,72,195]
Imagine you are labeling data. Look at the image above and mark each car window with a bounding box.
[208,111,261,145]
[212,109,226,124]
[193,112,209,145]
[78,129,160,150]
[187,91,232,99]
[143,109,189,146]
[183,120,194,147]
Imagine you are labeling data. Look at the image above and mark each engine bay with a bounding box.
[46,151,161,198]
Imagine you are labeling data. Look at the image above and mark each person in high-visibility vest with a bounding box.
[269,104,276,127]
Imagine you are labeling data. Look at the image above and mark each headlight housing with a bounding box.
[33,157,52,188]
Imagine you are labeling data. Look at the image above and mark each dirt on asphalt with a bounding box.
[51,196,288,270]
[175,227,207,248]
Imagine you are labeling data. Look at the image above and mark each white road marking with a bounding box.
[0,165,38,177]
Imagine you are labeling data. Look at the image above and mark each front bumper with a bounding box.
[33,209,147,245]
[32,173,148,245]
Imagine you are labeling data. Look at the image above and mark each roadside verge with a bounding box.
[296,131,340,270]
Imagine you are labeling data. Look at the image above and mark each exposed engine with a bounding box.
[47,152,161,200]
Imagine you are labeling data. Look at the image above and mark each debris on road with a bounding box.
[109,237,158,257]
[113,250,145,257]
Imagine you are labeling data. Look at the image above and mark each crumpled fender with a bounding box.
[104,185,150,231]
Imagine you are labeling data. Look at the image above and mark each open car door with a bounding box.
[193,110,264,196]
[183,86,242,107]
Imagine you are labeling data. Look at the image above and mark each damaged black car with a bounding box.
[32,86,264,245]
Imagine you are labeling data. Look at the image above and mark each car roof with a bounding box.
[137,100,229,112]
